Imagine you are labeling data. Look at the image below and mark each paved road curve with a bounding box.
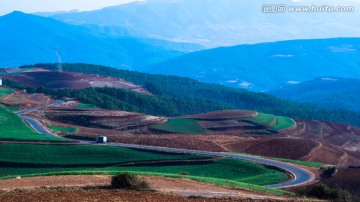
[16,103,315,189]
[107,142,315,189]
[16,101,64,137]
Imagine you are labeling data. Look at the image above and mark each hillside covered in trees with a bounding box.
[13,63,360,126]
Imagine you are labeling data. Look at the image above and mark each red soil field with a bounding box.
[0,175,285,201]
[0,90,53,110]
[321,168,360,199]
[30,107,167,132]
[3,70,150,94]
[186,110,257,120]
[225,137,319,160]
[0,189,287,202]
[292,119,360,152]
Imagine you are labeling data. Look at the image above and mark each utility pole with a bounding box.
[55,49,62,72]
[0,70,3,86]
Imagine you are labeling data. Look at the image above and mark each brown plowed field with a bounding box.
[321,168,360,200]
[293,119,360,152]
[0,176,288,201]
[186,110,257,120]
[199,120,257,129]
[0,90,53,110]
[3,70,150,94]
[301,144,349,165]
[224,137,320,160]
[36,108,167,132]
[0,189,290,202]
[70,133,230,152]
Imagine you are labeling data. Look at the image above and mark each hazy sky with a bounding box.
[1,0,359,16]
[0,0,142,16]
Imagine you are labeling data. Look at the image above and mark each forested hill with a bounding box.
[19,63,360,126]
[270,78,360,113]
[143,38,360,91]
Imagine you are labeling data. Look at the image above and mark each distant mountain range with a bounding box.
[48,0,360,47]
[270,77,360,113]
[144,38,360,91]
[0,11,200,68]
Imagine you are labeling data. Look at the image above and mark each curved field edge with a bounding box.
[0,157,289,187]
[241,113,276,126]
[0,107,65,142]
[0,144,289,186]
[270,116,296,131]
[230,152,324,168]
[0,171,291,196]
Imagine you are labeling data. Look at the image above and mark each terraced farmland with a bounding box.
[48,125,78,133]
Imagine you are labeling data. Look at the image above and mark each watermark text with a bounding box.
[261,4,355,13]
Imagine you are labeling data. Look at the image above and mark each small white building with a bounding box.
[0,77,2,86]
[96,136,108,143]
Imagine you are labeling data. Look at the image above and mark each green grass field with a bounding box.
[75,103,97,109]
[270,116,296,131]
[101,158,288,186]
[243,113,276,126]
[5,106,21,112]
[0,106,64,142]
[0,143,289,194]
[150,118,205,134]
[48,125,78,133]
[0,88,14,98]
[270,157,323,168]
[0,144,207,167]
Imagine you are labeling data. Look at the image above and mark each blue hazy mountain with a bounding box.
[270,77,360,113]
[49,0,360,47]
[143,38,360,91]
[0,11,189,68]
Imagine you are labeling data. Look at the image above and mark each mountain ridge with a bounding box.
[48,0,360,47]
[0,11,185,68]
